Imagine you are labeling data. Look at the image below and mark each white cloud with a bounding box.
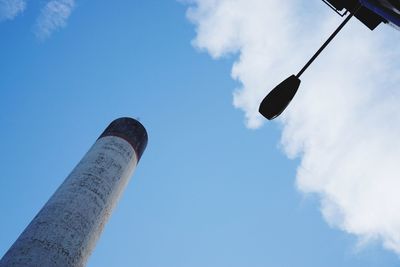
[186,0,400,255]
[0,0,26,21]
[34,0,75,40]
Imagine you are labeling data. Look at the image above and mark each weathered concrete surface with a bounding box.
[0,118,148,267]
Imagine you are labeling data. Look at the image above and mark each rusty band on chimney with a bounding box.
[98,117,148,161]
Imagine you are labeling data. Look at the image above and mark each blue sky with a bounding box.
[1,1,400,266]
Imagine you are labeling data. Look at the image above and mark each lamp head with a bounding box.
[258,75,301,120]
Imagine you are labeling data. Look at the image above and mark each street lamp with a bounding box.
[259,4,361,120]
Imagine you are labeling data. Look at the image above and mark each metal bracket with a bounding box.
[322,0,349,16]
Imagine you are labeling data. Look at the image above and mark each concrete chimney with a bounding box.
[0,117,148,267]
